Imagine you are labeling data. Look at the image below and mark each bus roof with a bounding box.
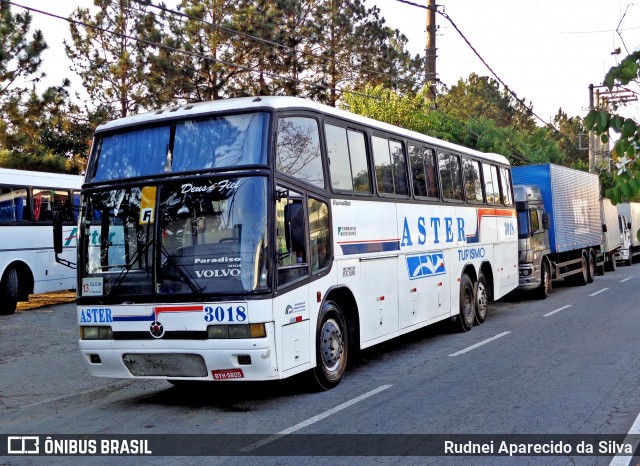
[0,168,83,190]
[96,96,511,166]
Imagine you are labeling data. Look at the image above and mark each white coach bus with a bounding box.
[62,96,518,390]
[0,168,82,315]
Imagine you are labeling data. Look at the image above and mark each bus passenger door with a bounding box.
[273,187,311,374]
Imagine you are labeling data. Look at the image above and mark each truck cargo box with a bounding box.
[601,198,622,254]
[512,164,601,254]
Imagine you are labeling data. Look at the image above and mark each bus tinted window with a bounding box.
[173,113,269,171]
[0,188,30,222]
[309,198,330,273]
[409,144,437,198]
[390,140,409,196]
[325,124,371,193]
[463,158,483,203]
[438,152,463,201]
[33,189,70,222]
[93,113,269,182]
[276,117,324,188]
[483,163,500,204]
[373,136,408,195]
[500,167,514,206]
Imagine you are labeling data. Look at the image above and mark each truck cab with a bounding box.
[514,185,550,291]
[616,214,632,265]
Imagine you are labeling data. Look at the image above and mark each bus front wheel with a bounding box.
[0,267,18,315]
[312,301,348,390]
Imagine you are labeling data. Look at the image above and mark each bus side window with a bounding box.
[325,124,371,193]
[276,117,324,188]
[483,163,500,204]
[275,187,308,286]
[438,152,463,201]
[409,144,438,199]
[309,198,330,273]
[463,158,483,203]
[499,167,514,206]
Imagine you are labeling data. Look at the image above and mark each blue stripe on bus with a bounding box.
[339,240,400,255]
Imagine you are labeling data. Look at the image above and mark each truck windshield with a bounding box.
[81,176,269,298]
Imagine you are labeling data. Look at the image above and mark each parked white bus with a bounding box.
[0,168,82,315]
[65,97,518,389]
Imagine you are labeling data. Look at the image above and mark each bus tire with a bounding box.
[0,267,18,315]
[312,301,348,390]
[457,274,475,332]
[474,272,489,324]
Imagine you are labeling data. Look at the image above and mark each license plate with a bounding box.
[212,368,244,380]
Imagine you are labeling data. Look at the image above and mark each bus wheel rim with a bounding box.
[320,318,343,372]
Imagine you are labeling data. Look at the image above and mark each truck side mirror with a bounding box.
[602,224,608,233]
[543,213,550,229]
[628,222,632,230]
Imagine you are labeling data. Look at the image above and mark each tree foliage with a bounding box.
[584,51,640,204]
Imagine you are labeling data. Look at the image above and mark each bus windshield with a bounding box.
[81,176,269,298]
[90,112,269,182]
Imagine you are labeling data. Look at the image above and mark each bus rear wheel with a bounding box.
[458,274,475,332]
[312,301,348,390]
[474,272,489,324]
[0,267,18,315]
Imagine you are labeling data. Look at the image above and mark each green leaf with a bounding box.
[611,115,625,132]
[584,110,598,130]
[621,119,637,138]
[596,110,610,132]
[601,133,609,144]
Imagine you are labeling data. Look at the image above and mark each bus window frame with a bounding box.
[370,132,410,200]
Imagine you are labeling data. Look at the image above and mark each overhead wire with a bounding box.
[4,0,543,163]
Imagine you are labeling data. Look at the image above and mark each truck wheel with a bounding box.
[474,273,489,324]
[0,267,18,315]
[534,261,551,300]
[311,301,348,390]
[587,250,596,283]
[605,253,617,272]
[573,252,588,286]
[457,274,475,332]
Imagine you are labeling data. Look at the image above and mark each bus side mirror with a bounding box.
[53,210,63,255]
[284,203,305,253]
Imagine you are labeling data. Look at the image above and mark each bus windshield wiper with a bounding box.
[159,243,203,295]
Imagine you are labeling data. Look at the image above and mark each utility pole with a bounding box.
[425,0,437,101]
[588,84,596,173]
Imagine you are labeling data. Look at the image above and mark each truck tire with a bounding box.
[587,250,596,283]
[625,248,632,266]
[573,252,588,286]
[534,260,551,300]
[605,252,617,272]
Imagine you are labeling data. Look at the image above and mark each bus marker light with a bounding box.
[377,296,385,301]
[410,288,417,293]
[317,291,322,302]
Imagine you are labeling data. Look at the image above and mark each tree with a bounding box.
[584,51,640,203]
[0,3,47,105]
[438,73,537,131]
[65,0,161,118]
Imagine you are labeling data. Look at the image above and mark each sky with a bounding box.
[9,0,640,125]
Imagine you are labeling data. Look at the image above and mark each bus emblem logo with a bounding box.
[406,253,446,280]
[149,321,164,338]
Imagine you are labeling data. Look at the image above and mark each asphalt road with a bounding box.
[1,265,639,466]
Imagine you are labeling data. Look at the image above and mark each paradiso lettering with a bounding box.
[400,216,466,247]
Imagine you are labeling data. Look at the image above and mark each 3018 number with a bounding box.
[204,305,247,323]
